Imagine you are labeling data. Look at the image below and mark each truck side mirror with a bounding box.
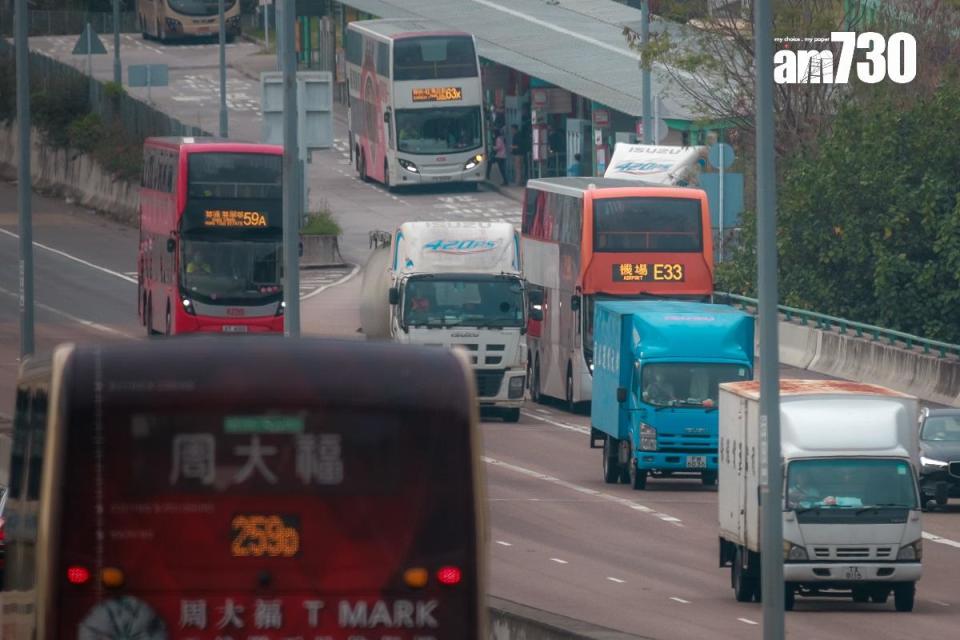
[166,237,175,253]
[384,111,391,123]
[388,287,400,305]
[570,295,581,312]
[528,290,543,306]
[617,387,627,403]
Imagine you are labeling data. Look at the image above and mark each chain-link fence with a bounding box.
[0,10,138,37]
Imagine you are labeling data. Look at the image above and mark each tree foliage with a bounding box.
[717,82,960,344]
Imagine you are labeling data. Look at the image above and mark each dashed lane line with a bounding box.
[922,531,960,550]
[482,456,683,527]
[495,540,512,547]
[550,558,568,565]
[520,409,590,435]
[670,597,690,604]
[737,618,758,625]
[607,577,625,584]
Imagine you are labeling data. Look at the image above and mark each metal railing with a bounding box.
[0,10,139,37]
[714,292,960,359]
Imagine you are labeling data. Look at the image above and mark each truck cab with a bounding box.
[591,301,755,489]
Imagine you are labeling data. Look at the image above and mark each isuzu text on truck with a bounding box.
[718,380,923,611]
[360,221,528,421]
[590,301,754,488]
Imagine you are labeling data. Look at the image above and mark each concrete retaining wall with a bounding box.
[300,234,345,268]
[488,597,651,640]
[774,317,960,407]
[0,124,139,226]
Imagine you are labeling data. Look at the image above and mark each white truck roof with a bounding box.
[393,221,521,277]
[604,143,706,186]
[721,380,918,461]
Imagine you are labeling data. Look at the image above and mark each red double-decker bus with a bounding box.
[138,138,285,335]
[2,337,486,639]
[521,177,714,411]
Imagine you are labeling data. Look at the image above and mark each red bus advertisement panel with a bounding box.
[50,340,482,640]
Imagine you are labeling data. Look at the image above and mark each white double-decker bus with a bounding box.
[346,19,486,189]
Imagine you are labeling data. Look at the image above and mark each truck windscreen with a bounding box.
[640,362,749,407]
[404,278,524,328]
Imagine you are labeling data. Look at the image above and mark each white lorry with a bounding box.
[359,221,528,421]
[718,379,923,612]
[604,143,707,186]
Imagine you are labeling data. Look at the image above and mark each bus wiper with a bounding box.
[856,503,909,514]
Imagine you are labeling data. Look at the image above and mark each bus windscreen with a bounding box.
[593,197,703,253]
[188,153,282,200]
[59,406,476,638]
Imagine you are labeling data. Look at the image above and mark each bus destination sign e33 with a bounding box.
[204,209,269,228]
[411,86,463,102]
[612,263,686,282]
[231,514,301,558]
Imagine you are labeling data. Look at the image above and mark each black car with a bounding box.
[918,407,960,509]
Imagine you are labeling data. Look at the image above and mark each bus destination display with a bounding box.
[204,209,269,228]
[231,514,301,558]
[612,263,685,282]
[411,86,463,102]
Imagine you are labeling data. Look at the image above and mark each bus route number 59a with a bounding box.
[231,514,301,558]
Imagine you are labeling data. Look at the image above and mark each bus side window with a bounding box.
[26,389,48,501]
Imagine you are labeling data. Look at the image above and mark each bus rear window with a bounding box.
[393,36,478,80]
[188,153,282,200]
[594,197,703,252]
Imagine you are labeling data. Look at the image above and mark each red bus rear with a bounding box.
[2,338,486,639]
[138,138,285,335]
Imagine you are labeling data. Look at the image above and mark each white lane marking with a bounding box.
[495,540,512,547]
[0,228,137,284]
[0,285,136,338]
[922,531,960,549]
[300,264,360,301]
[738,618,758,625]
[670,597,690,604]
[931,599,950,607]
[550,558,568,564]
[483,456,683,527]
[607,577,625,584]
[535,408,550,414]
[521,410,590,435]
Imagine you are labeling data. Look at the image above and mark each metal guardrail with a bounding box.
[714,291,960,359]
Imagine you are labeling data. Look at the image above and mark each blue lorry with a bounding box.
[590,300,755,489]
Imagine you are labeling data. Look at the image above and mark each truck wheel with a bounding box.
[732,547,756,602]
[602,435,620,484]
[785,583,796,611]
[893,583,915,612]
[629,457,647,490]
[502,408,520,423]
[701,471,718,487]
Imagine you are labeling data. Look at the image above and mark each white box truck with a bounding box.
[359,221,528,421]
[718,379,923,611]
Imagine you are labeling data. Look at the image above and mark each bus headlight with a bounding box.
[181,298,195,315]
[640,423,657,451]
[464,154,484,170]
[398,158,419,173]
[276,300,285,316]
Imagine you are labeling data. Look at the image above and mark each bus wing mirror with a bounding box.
[617,387,627,403]
[388,287,400,305]
[570,295,581,312]
[166,238,175,253]
[384,112,391,123]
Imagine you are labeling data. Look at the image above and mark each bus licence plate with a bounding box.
[686,456,707,469]
[222,325,248,333]
[843,567,864,581]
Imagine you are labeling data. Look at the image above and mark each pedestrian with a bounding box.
[567,153,582,177]
[486,128,508,186]
[510,124,524,186]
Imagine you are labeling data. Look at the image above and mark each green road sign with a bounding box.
[72,23,107,55]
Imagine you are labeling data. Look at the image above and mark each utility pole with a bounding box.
[15,0,34,357]
[219,0,228,137]
[112,0,121,84]
[640,0,652,144]
[754,0,784,636]
[281,0,300,336]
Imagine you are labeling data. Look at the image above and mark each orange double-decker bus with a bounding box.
[138,138,285,336]
[521,177,714,411]
[2,337,487,639]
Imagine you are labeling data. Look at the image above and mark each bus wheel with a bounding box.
[147,297,157,335]
[565,365,575,414]
[141,291,147,326]
[359,152,368,182]
[165,304,172,336]
[383,160,392,191]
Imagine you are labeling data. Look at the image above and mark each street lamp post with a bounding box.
[219,0,228,137]
[15,0,34,357]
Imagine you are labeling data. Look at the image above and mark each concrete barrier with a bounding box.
[771,318,960,407]
[0,124,139,225]
[488,596,653,640]
[300,234,345,268]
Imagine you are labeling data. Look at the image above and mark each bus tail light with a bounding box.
[67,566,91,585]
[101,567,125,589]
[436,566,462,586]
[403,567,429,588]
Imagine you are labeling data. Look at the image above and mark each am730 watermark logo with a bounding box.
[774,32,917,84]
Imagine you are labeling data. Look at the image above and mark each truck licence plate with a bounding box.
[843,567,864,581]
[686,456,707,469]
[222,325,248,333]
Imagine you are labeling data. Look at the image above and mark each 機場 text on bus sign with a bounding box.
[613,263,685,282]
[204,209,269,228]
[773,31,916,84]
[411,86,463,102]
